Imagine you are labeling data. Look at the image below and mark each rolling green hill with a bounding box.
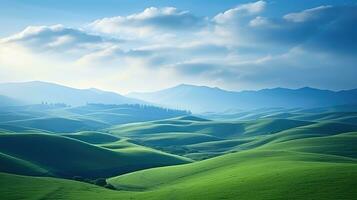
[0,172,121,200]
[0,134,190,179]
[201,105,357,122]
[0,104,190,133]
[108,117,313,138]
[1,105,357,200]
[263,132,357,159]
[2,149,357,200]
[108,137,357,200]
[290,112,357,125]
[107,117,322,159]
[0,152,49,176]
[62,131,120,144]
[1,117,108,133]
[242,118,314,136]
[0,124,49,133]
[67,104,190,125]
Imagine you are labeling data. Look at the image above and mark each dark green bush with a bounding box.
[72,176,84,182]
[94,178,107,186]
[104,183,116,190]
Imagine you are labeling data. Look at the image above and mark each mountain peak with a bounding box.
[127,85,357,113]
[298,86,318,91]
[0,81,144,106]
[174,84,199,88]
[173,84,224,91]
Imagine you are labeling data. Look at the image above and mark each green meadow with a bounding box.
[1,104,357,199]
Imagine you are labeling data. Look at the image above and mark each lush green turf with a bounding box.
[1,149,357,200]
[0,152,49,176]
[0,172,122,200]
[243,121,357,148]
[108,117,314,138]
[62,131,120,144]
[187,138,254,152]
[202,105,357,122]
[108,149,357,200]
[242,118,314,136]
[134,132,222,146]
[0,134,190,179]
[0,104,190,133]
[107,117,334,159]
[0,123,51,133]
[2,117,108,133]
[67,104,189,125]
[263,132,357,159]
[291,112,357,125]
[2,105,357,200]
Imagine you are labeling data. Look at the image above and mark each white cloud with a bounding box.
[249,16,270,27]
[283,5,332,23]
[213,1,266,24]
[87,7,204,39]
[0,2,357,92]
[47,35,75,47]
[0,24,118,58]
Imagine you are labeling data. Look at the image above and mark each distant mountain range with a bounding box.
[128,84,357,113]
[0,81,144,106]
[1,82,357,113]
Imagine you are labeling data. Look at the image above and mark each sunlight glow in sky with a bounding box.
[0,0,356,93]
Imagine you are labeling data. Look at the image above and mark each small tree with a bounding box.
[94,178,107,186]
[72,176,84,182]
[104,183,116,190]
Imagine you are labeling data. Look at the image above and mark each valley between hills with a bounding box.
[1,82,357,200]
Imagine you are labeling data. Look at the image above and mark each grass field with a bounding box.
[109,151,357,200]
[0,133,190,178]
[1,149,357,200]
[106,116,357,160]
[1,105,357,200]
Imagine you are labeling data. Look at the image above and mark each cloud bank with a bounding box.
[0,1,356,92]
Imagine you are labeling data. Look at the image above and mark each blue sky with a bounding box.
[1,0,355,36]
[0,0,356,93]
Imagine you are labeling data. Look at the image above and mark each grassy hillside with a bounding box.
[0,134,190,178]
[263,132,357,158]
[0,104,190,133]
[108,144,357,200]
[1,149,357,200]
[242,118,314,136]
[107,117,323,159]
[0,152,49,176]
[202,105,357,122]
[67,104,190,125]
[108,117,314,138]
[291,112,357,125]
[2,106,357,200]
[136,132,221,146]
[0,124,49,133]
[2,117,108,133]
[108,119,245,138]
[0,172,122,200]
[62,131,120,144]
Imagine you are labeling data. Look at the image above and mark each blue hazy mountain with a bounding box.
[0,95,22,107]
[0,81,144,106]
[128,84,357,113]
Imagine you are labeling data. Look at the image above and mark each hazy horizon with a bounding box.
[1,80,356,95]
